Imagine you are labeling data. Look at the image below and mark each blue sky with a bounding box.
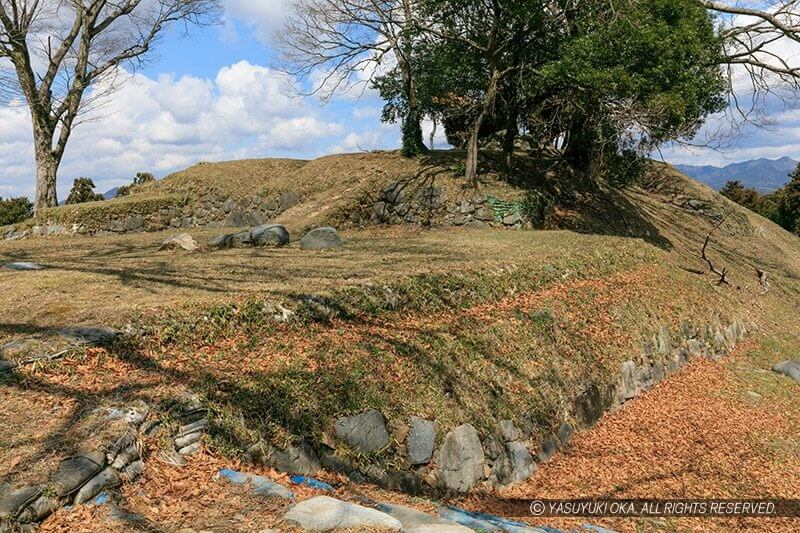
[1,1,799,199]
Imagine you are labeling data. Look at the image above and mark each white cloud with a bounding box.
[222,0,290,44]
[0,60,396,200]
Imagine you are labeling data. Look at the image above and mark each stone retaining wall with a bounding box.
[369,181,535,229]
[2,189,300,240]
[0,403,207,529]
[244,318,750,495]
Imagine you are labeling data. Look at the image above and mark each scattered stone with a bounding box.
[158,447,188,467]
[74,468,120,505]
[111,444,140,470]
[208,233,234,249]
[178,418,207,436]
[265,442,321,475]
[0,486,41,520]
[104,404,147,425]
[334,410,390,454]
[537,435,559,462]
[406,526,475,533]
[773,360,800,384]
[498,420,522,443]
[502,213,522,226]
[59,326,118,346]
[408,417,436,465]
[19,495,59,522]
[557,422,573,446]
[252,224,290,247]
[178,442,201,456]
[230,230,252,247]
[218,469,294,499]
[300,227,342,251]
[283,496,402,531]
[122,460,145,481]
[174,431,202,449]
[620,360,638,400]
[436,424,485,492]
[51,451,105,497]
[376,503,468,531]
[279,191,300,210]
[3,262,42,271]
[160,233,198,252]
[574,384,604,428]
[504,441,536,485]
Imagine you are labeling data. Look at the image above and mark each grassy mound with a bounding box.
[1,158,798,506]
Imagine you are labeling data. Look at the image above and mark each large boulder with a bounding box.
[283,496,402,531]
[50,451,105,497]
[218,468,294,499]
[160,233,198,252]
[0,486,41,520]
[300,227,342,250]
[334,410,390,454]
[375,503,470,531]
[773,360,800,384]
[408,417,437,465]
[265,442,321,475]
[436,424,485,492]
[252,224,290,247]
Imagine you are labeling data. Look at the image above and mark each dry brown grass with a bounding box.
[3,158,800,532]
[0,226,650,340]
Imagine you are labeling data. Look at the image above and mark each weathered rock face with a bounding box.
[300,227,342,250]
[160,233,198,252]
[573,384,605,428]
[264,442,321,475]
[334,410,390,454]
[620,360,638,400]
[0,486,41,520]
[218,468,294,499]
[5,188,302,241]
[252,224,290,247]
[375,503,469,531]
[283,496,402,531]
[773,360,800,384]
[408,417,436,465]
[436,424,484,492]
[50,451,105,497]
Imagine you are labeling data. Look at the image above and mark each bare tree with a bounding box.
[277,0,428,155]
[700,1,800,116]
[0,0,219,212]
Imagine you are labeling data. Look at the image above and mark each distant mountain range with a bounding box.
[103,187,120,200]
[675,156,797,193]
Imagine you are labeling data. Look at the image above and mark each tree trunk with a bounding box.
[502,107,518,176]
[400,64,427,157]
[33,128,60,212]
[465,73,501,186]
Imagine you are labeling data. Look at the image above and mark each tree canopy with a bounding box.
[65,177,104,205]
[368,0,726,184]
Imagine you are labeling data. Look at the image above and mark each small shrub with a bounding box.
[0,196,33,225]
[66,177,104,205]
[453,160,466,178]
[117,172,155,198]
